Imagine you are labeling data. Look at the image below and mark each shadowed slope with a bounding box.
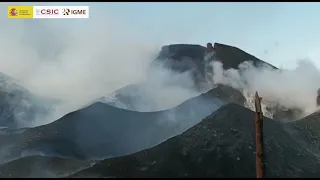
[0,155,93,178]
[286,111,320,154]
[0,88,225,163]
[69,104,320,178]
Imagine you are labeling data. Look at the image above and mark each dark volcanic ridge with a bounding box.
[0,88,226,163]
[69,104,320,178]
[2,104,320,178]
[154,43,277,74]
[286,111,320,154]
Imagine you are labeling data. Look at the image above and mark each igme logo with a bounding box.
[62,8,87,16]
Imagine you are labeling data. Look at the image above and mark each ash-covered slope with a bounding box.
[70,104,320,178]
[0,88,225,162]
[286,111,320,153]
[213,43,277,69]
[0,73,54,128]
[102,83,245,112]
[0,155,93,178]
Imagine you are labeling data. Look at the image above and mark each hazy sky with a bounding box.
[94,2,320,69]
[3,2,320,69]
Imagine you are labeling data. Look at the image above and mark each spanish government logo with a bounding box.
[8,6,33,19]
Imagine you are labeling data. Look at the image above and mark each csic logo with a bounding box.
[36,8,59,15]
[9,8,18,16]
[62,8,86,16]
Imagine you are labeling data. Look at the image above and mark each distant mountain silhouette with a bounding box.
[154,43,277,74]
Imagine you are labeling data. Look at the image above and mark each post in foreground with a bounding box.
[254,91,265,178]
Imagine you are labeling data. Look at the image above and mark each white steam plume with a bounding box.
[209,59,320,119]
[0,3,199,127]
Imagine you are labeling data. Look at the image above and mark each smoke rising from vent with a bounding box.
[209,59,320,119]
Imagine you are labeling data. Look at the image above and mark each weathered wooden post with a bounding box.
[254,91,265,178]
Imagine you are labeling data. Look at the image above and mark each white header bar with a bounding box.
[33,6,89,19]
